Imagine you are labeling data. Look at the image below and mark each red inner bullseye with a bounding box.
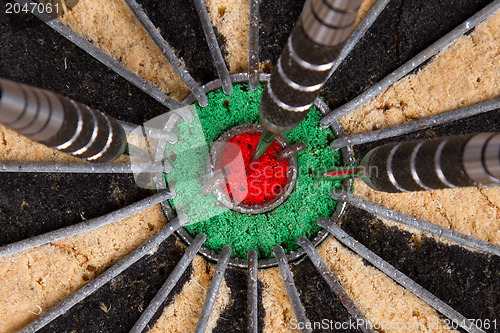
[216,132,289,206]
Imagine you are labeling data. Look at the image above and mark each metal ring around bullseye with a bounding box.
[207,124,298,215]
[154,72,354,269]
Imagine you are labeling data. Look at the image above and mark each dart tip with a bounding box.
[252,129,276,161]
[313,166,363,182]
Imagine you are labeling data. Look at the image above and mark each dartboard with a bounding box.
[0,0,499,332]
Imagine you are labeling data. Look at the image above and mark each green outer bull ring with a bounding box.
[154,73,354,269]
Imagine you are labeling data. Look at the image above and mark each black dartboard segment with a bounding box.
[259,0,306,67]
[38,237,189,333]
[352,108,500,162]
[0,7,169,125]
[339,206,500,333]
[212,268,251,332]
[136,0,219,85]
[292,257,364,333]
[321,0,493,109]
[0,173,154,246]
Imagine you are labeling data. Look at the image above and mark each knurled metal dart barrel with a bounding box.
[316,133,500,193]
[0,78,127,162]
[253,0,362,160]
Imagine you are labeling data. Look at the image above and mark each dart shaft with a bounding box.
[0,78,127,162]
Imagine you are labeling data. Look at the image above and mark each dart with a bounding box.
[252,0,362,160]
[315,133,500,192]
[0,78,128,163]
